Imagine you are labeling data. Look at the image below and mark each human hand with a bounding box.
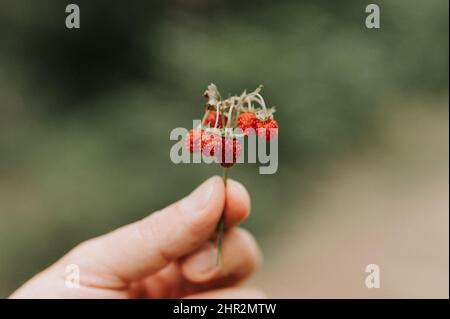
[10,177,263,299]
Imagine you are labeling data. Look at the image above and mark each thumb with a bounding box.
[58,176,225,283]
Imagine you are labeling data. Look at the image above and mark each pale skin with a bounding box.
[10,176,264,299]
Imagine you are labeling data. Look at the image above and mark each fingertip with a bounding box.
[236,228,263,272]
[207,175,227,199]
[224,179,251,228]
[204,175,226,223]
[180,241,218,283]
[179,175,226,230]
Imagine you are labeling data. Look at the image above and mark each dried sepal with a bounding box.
[203,83,221,108]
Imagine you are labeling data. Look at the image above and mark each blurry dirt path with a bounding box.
[249,102,449,298]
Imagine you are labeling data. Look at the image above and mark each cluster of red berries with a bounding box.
[185,127,242,168]
[185,84,278,168]
[237,111,279,141]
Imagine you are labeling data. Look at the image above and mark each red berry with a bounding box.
[204,111,227,128]
[201,132,222,156]
[216,137,242,168]
[237,112,257,135]
[185,129,203,152]
[256,119,278,141]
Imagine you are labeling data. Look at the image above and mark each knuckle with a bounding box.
[137,211,172,263]
[177,202,216,239]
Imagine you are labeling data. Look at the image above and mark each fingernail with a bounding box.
[188,243,217,274]
[180,177,215,215]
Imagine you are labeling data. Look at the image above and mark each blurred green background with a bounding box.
[0,0,448,297]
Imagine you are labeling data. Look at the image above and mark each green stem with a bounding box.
[221,111,226,131]
[216,167,228,266]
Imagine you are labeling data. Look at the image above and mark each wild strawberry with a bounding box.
[216,137,242,168]
[256,119,278,141]
[185,129,203,152]
[204,111,227,128]
[237,112,257,135]
[201,132,222,156]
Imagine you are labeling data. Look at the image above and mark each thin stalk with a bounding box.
[214,105,220,128]
[220,110,226,131]
[216,167,228,266]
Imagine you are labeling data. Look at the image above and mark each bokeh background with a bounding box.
[0,0,448,298]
